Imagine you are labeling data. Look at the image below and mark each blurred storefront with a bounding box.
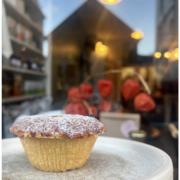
[48,0,139,102]
[1,0,179,178]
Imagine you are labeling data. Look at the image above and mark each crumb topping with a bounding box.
[10,114,105,139]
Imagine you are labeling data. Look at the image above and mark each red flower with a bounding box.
[65,102,88,116]
[98,80,113,98]
[67,85,94,101]
[122,79,140,101]
[74,102,88,115]
[64,103,75,114]
[80,84,94,100]
[90,106,98,117]
[134,93,155,112]
[99,101,112,112]
[67,88,81,101]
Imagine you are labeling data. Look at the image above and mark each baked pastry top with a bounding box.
[10,114,105,139]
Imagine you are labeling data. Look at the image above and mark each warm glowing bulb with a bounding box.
[169,48,178,61]
[95,42,108,54]
[100,46,104,52]
[131,31,144,40]
[174,53,178,58]
[100,0,122,5]
[107,0,115,3]
[100,45,107,52]
[154,52,161,59]
[174,48,178,58]
[96,42,102,47]
[164,52,171,58]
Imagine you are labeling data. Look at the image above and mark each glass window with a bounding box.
[2,0,178,179]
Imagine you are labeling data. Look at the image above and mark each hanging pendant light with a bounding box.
[173,48,178,59]
[131,31,144,40]
[95,41,108,55]
[154,52,161,59]
[164,52,171,59]
[169,48,179,61]
[99,0,122,5]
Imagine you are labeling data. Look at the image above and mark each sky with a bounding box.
[38,0,157,56]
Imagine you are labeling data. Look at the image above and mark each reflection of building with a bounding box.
[154,0,178,123]
[155,0,178,88]
[48,0,139,101]
[156,0,178,54]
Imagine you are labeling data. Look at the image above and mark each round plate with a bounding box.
[2,137,173,180]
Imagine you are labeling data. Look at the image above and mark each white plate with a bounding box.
[2,137,173,180]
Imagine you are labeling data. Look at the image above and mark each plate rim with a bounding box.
[2,136,173,180]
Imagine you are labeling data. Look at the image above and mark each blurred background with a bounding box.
[2,0,178,178]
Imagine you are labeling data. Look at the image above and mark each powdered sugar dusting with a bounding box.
[10,114,105,138]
